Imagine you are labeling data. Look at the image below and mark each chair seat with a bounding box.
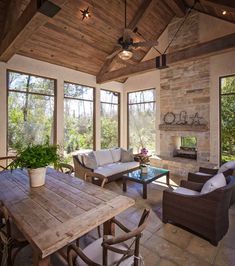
[173,187,200,196]
[76,236,134,266]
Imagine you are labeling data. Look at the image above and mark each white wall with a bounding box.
[0,54,124,157]
[210,51,235,163]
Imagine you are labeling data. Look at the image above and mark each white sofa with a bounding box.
[73,148,139,182]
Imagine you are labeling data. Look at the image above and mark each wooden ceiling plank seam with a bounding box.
[46,16,118,52]
[22,38,104,66]
[96,33,235,83]
[17,50,99,75]
[40,24,109,59]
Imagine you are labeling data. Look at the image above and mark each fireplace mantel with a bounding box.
[159,124,209,132]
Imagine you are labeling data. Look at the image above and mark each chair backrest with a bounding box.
[102,208,150,266]
[206,176,235,210]
[57,163,74,175]
[73,155,92,179]
[0,201,11,238]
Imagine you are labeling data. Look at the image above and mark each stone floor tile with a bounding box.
[156,223,193,249]
[143,234,210,266]
[186,235,219,264]
[213,244,235,266]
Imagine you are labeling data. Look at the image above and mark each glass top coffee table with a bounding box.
[123,166,170,199]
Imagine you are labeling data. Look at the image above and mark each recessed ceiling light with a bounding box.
[80,7,90,20]
[222,10,227,15]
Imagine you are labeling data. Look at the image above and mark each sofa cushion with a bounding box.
[110,148,121,162]
[218,161,235,173]
[173,187,200,196]
[201,173,226,194]
[94,161,139,177]
[94,149,113,166]
[83,152,98,170]
[121,148,134,163]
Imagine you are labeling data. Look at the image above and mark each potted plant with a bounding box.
[10,143,60,187]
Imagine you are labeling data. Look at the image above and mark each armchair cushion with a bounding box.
[195,172,212,176]
[201,173,226,194]
[173,187,200,196]
[218,161,235,174]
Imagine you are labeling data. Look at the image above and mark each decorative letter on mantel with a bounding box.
[159,111,208,131]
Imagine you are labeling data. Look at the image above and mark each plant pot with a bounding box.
[28,167,46,187]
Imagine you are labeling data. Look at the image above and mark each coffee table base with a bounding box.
[123,171,170,199]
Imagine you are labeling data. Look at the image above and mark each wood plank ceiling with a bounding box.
[0,0,234,82]
[17,0,175,76]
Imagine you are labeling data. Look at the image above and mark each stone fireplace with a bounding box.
[150,12,216,177]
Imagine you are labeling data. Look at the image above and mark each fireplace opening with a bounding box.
[173,136,197,160]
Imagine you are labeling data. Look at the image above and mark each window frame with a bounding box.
[64,81,96,151]
[219,74,235,165]
[100,88,120,148]
[6,69,57,154]
[127,88,156,150]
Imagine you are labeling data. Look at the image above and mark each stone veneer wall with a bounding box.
[152,12,215,176]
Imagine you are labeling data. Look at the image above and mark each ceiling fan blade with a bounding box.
[132,40,159,48]
[106,48,122,59]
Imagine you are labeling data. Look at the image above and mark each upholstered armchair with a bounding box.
[188,161,235,183]
[162,176,235,246]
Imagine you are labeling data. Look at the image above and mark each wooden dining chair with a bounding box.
[57,163,74,175]
[0,202,28,266]
[84,172,108,238]
[0,156,17,171]
[67,208,150,266]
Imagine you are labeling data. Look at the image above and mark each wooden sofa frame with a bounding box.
[73,155,139,183]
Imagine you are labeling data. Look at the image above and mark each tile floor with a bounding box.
[14,175,235,266]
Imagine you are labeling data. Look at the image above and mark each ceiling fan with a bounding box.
[106,0,159,61]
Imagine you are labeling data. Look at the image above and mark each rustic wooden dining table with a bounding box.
[0,168,135,266]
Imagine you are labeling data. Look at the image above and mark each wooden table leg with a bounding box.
[166,172,170,186]
[103,219,115,236]
[33,252,50,266]
[143,183,147,199]
[123,177,127,192]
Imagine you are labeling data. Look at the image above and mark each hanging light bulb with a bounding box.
[118,50,133,60]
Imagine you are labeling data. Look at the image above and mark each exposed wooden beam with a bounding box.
[97,0,153,78]
[163,0,187,17]
[97,33,235,83]
[0,0,61,62]
[202,0,235,13]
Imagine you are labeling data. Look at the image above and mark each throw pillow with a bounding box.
[201,173,226,194]
[110,148,121,162]
[83,152,98,170]
[218,161,235,173]
[121,148,134,163]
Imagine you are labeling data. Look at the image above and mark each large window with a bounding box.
[8,71,55,153]
[220,75,235,163]
[64,82,94,157]
[128,89,156,154]
[100,89,120,149]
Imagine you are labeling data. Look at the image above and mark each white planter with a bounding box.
[28,167,46,187]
